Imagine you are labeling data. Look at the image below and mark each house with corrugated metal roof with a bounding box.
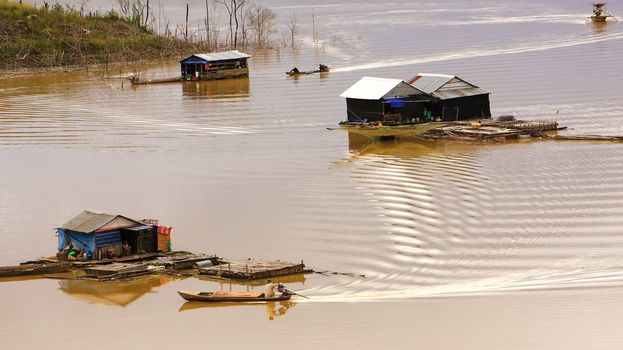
[340,76,434,124]
[57,210,162,260]
[407,73,491,121]
[180,50,250,81]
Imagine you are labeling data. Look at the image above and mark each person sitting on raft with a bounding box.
[289,67,299,74]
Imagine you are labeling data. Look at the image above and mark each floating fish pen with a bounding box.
[199,259,308,280]
[418,118,563,142]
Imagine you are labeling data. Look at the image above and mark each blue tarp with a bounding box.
[181,59,208,64]
[57,229,95,256]
[384,98,406,108]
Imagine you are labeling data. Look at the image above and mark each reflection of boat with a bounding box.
[178,299,297,319]
[332,121,444,139]
[587,3,618,22]
[178,290,291,302]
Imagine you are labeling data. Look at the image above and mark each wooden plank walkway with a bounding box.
[199,259,307,280]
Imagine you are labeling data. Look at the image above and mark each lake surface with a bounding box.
[2,1,623,349]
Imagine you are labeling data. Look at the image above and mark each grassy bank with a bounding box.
[0,0,207,69]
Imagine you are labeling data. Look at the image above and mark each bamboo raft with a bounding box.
[417,119,564,142]
[199,259,308,280]
[84,263,163,281]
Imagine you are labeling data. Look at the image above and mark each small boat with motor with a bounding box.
[178,282,304,303]
[587,3,618,23]
[178,290,292,302]
[286,64,330,76]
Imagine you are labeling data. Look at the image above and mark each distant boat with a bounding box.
[178,290,292,302]
[588,3,618,23]
[285,69,327,76]
[286,64,330,76]
[331,121,444,139]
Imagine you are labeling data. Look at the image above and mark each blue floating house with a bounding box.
[180,50,250,81]
[57,210,157,260]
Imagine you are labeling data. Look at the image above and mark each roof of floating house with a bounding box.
[340,77,430,100]
[407,73,490,100]
[61,210,145,234]
[180,50,250,64]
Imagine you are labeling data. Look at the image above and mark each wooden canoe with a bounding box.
[285,70,329,76]
[0,261,71,277]
[331,122,444,138]
[178,290,291,302]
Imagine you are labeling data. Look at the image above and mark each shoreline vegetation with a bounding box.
[0,0,290,71]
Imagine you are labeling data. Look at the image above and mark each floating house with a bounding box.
[407,73,491,121]
[57,210,172,260]
[180,50,250,81]
[339,77,433,124]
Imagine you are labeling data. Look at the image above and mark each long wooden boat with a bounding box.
[0,261,71,277]
[178,290,291,302]
[131,67,250,85]
[331,122,444,139]
[285,70,328,76]
[130,76,182,85]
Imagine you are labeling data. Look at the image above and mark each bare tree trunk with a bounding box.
[185,3,189,41]
[287,11,298,48]
[233,0,238,47]
[216,0,234,48]
[205,0,210,50]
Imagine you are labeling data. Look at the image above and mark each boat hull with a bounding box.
[0,262,71,277]
[178,290,292,302]
[336,122,444,138]
[286,70,328,76]
[591,15,608,22]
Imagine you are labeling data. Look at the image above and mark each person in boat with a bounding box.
[289,67,299,74]
[263,279,279,298]
[277,282,293,296]
[319,64,329,72]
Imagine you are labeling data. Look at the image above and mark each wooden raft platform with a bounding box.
[84,263,164,280]
[199,259,307,280]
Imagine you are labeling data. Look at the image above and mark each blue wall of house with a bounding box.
[57,229,121,257]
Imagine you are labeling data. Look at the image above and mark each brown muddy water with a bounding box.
[3,1,623,349]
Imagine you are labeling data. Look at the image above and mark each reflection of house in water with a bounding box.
[181,78,250,98]
[57,210,172,260]
[59,275,174,307]
[344,133,480,163]
[407,73,491,121]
